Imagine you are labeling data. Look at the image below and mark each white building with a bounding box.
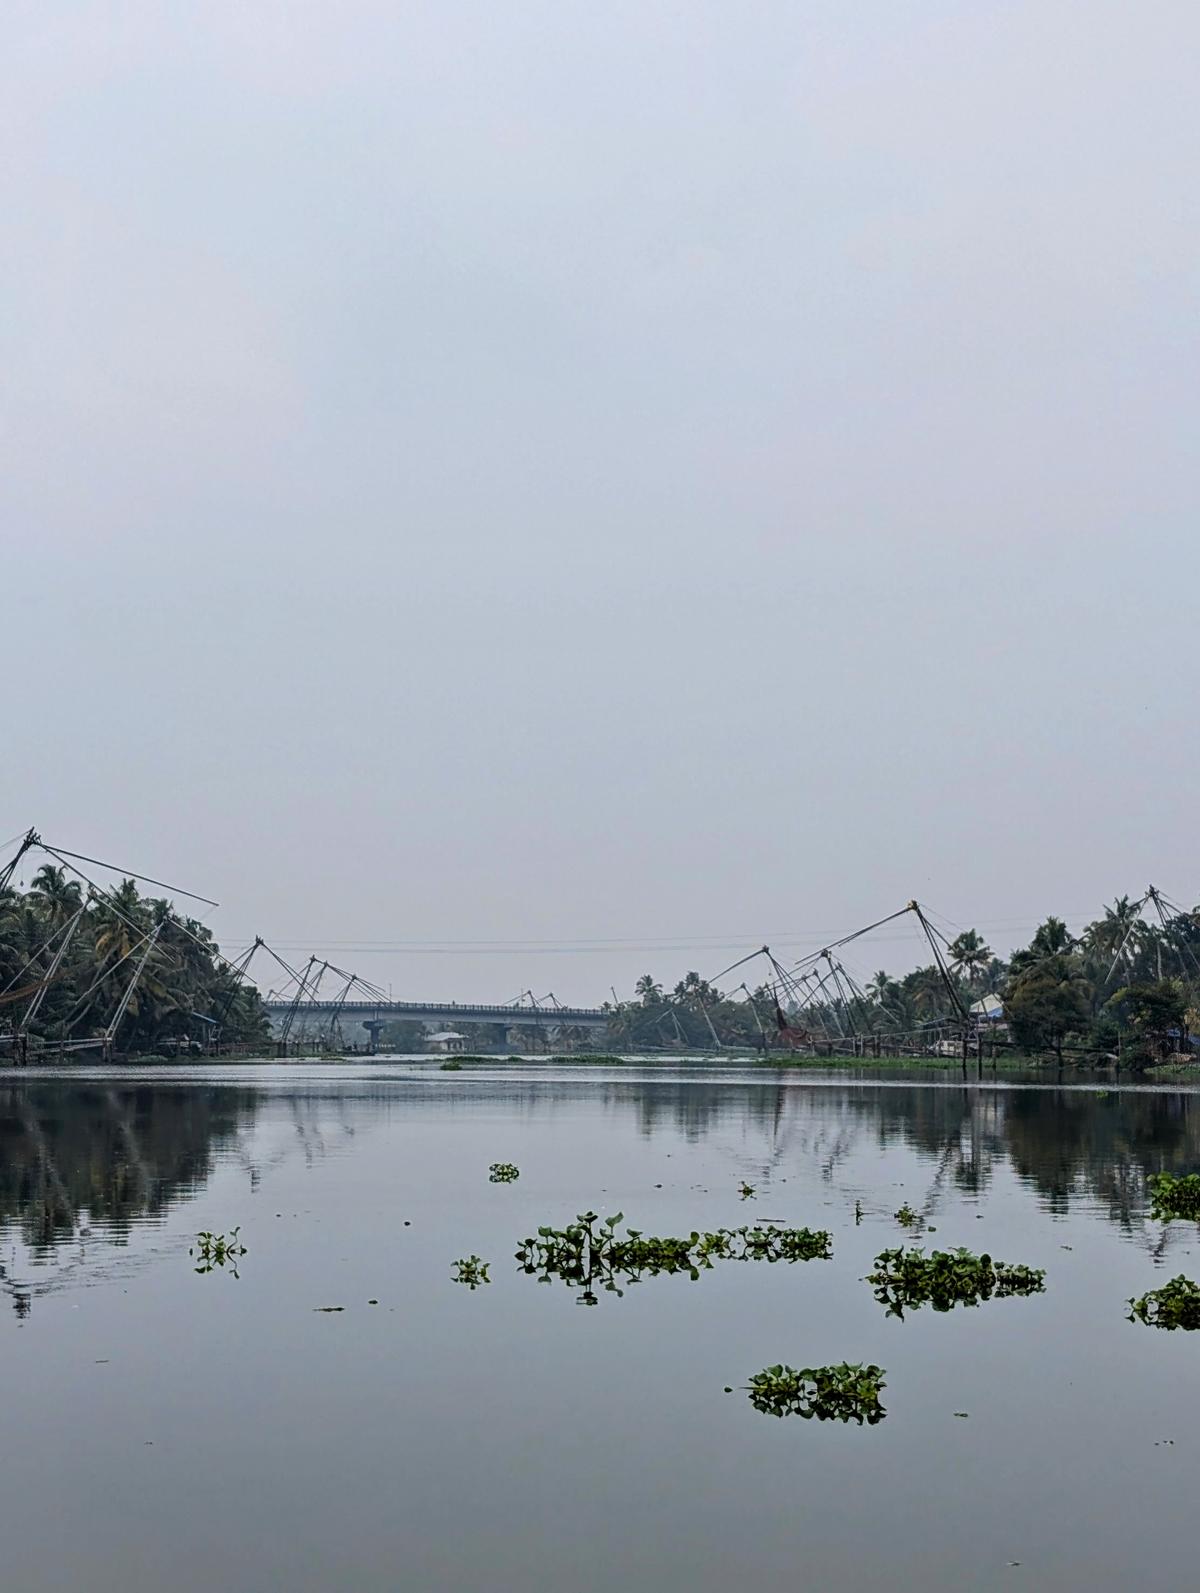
[970,994,1007,1029]
[427,1029,468,1055]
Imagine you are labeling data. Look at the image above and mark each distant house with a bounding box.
[971,994,1007,1030]
[427,1030,467,1055]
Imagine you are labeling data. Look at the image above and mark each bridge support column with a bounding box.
[363,1020,385,1056]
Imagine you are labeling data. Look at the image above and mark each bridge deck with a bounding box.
[262,999,608,1025]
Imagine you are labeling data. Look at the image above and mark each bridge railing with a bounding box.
[261,999,608,1019]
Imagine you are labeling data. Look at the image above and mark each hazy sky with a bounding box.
[3,2,1196,1004]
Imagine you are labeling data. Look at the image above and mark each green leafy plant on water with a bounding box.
[452,1255,491,1289]
[1129,1275,1200,1330]
[550,1054,627,1065]
[190,1227,246,1277]
[439,1059,463,1071]
[747,1362,887,1424]
[1148,1173,1200,1221]
[489,1162,520,1183]
[894,1203,922,1228]
[867,1246,1045,1318]
[738,1182,756,1199]
[515,1212,831,1305]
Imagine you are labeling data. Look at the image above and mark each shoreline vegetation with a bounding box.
[595,901,1200,1074]
[5,863,1198,1072]
[1,868,270,1063]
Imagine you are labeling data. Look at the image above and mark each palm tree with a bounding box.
[29,864,83,926]
[673,971,719,1005]
[634,974,663,1006]
[1009,916,1076,978]
[867,969,899,1005]
[1085,896,1142,956]
[1085,896,1148,983]
[92,880,149,966]
[949,929,992,989]
[0,885,24,985]
[85,881,170,1042]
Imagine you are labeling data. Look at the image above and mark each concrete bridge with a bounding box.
[262,998,609,1049]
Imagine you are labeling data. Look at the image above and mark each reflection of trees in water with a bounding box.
[1002,1089,1200,1229]
[0,1085,257,1253]
[0,1083,376,1318]
[624,1080,789,1143]
[618,1079,1200,1231]
[4,1075,1200,1286]
[732,1085,1006,1224]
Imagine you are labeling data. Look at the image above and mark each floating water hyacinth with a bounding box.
[747,1362,887,1424]
[489,1163,520,1183]
[1148,1173,1200,1221]
[515,1212,831,1305]
[452,1255,491,1289]
[894,1203,922,1228]
[190,1227,246,1277]
[867,1246,1044,1318]
[1129,1275,1200,1330]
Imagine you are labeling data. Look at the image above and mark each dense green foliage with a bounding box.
[1,867,269,1056]
[867,1246,1046,1317]
[747,1362,887,1424]
[1148,1172,1200,1220]
[488,1162,520,1182]
[1128,1275,1200,1330]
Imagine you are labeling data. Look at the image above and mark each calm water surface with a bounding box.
[3,1060,1200,1592]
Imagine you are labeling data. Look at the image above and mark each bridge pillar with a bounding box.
[362,1020,385,1056]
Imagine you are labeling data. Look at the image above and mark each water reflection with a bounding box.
[0,1085,257,1250]
[2,1072,1200,1293]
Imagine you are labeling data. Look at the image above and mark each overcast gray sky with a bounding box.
[3,1,1196,1003]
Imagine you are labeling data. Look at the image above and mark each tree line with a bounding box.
[1,866,269,1058]
[603,899,1200,1066]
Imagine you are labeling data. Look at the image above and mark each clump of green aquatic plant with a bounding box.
[515,1212,831,1304]
[190,1227,246,1276]
[738,1182,756,1199]
[894,1203,922,1228]
[867,1246,1045,1318]
[439,1059,463,1071]
[452,1255,491,1289]
[735,1224,832,1262]
[1129,1275,1200,1330]
[489,1162,520,1183]
[747,1362,887,1424]
[550,1053,626,1065]
[1148,1173,1200,1221]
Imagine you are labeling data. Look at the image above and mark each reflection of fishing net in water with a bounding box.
[0,1230,175,1320]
